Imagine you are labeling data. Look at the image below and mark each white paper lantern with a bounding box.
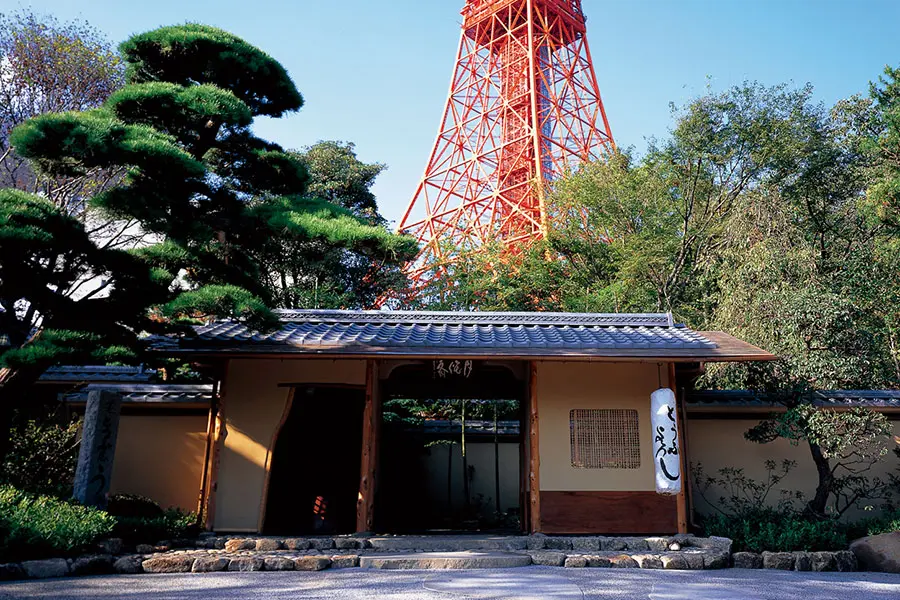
[651,387,682,495]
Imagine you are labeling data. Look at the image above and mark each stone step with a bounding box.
[367,536,527,552]
[359,551,533,570]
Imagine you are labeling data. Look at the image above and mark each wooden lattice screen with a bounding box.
[569,408,641,469]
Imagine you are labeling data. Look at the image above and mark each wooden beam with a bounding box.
[669,362,688,534]
[356,359,380,533]
[528,361,541,533]
[204,360,229,531]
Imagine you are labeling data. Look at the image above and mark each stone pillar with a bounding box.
[72,390,122,508]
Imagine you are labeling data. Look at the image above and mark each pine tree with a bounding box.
[1,24,415,456]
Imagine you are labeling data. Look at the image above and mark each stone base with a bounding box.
[0,534,865,580]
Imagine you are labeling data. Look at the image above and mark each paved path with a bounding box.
[1,567,899,599]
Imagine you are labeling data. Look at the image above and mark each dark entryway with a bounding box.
[377,362,525,533]
[263,385,364,535]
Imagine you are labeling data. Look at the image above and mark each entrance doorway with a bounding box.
[263,385,364,535]
[377,362,525,533]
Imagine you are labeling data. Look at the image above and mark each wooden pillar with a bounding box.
[528,361,541,533]
[204,361,229,531]
[196,379,219,521]
[669,362,689,534]
[356,359,380,533]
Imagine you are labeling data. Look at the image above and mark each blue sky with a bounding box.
[9,0,900,224]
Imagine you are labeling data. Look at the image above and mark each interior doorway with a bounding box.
[263,385,365,535]
[377,362,525,533]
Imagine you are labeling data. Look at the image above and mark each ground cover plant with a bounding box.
[694,460,900,551]
[106,493,198,545]
[0,485,116,561]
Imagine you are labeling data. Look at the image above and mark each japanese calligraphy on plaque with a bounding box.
[432,359,474,379]
[650,387,682,495]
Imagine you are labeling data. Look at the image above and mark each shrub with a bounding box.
[105,493,198,545]
[1,413,82,498]
[106,493,165,519]
[112,509,199,545]
[701,509,848,552]
[843,509,900,540]
[0,486,116,561]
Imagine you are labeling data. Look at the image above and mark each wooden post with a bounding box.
[204,361,229,531]
[196,379,218,522]
[528,361,541,533]
[669,362,689,534]
[356,359,380,533]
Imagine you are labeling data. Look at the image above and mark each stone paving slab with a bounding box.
[367,536,528,552]
[360,552,532,570]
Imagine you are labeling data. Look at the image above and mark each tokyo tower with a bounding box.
[397,0,615,290]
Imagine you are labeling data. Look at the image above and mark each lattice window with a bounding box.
[570,409,641,469]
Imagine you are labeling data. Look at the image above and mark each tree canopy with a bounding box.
[0,23,415,456]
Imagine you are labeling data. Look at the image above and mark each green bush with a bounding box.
[0,486,116,561]
[112,509,199,545]
[843,509,900,540]
[106,493,165,519]
[1,413,82,498]
[105,493,198,545]
[701,509,848,552]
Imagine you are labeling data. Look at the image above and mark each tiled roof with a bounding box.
[166,309,733,358]
[62,384,213,404]
[39,365,156,383]
[687,390,900,409]
[419,419,521,436]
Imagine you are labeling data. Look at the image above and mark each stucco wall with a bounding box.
[110,414,207,511]
[687,417,900,520]
[215,358,367,532]
[420,442,520,518]
[536,361,668,492]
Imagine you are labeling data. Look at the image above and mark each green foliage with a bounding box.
[0,486,116,561]
[11,109,204,178]
[106,493,198,545]
[0,188,158,366]
[694,460,882,551]
[867,66,900,229]
[2,22,413,440]
[701,510,848,552]
[295,141,385,218]
[1,413,81,497]
[160,284,278,331]
[252,142,417,309]
[119,24,303,117]
[107,82,253,133]
[744,406,893,517]
[106,494,164,518]
[0,9,124,214]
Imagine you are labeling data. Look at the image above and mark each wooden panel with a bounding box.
[356,360,380,533]
[540,491,677,534]
[528,361,541,533]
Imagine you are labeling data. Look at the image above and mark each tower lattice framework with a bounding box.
[398,0,615,291]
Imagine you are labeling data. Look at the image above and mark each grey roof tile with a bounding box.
[687,390,900,409]
[39,365,155,383]
[62,384,213,404]
[167,309,720,357]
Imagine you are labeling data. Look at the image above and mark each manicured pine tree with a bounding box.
[1,24,415,456]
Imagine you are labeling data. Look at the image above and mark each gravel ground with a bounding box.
[0,566,899,599]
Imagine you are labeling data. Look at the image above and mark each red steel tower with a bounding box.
[398,0,615,290]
